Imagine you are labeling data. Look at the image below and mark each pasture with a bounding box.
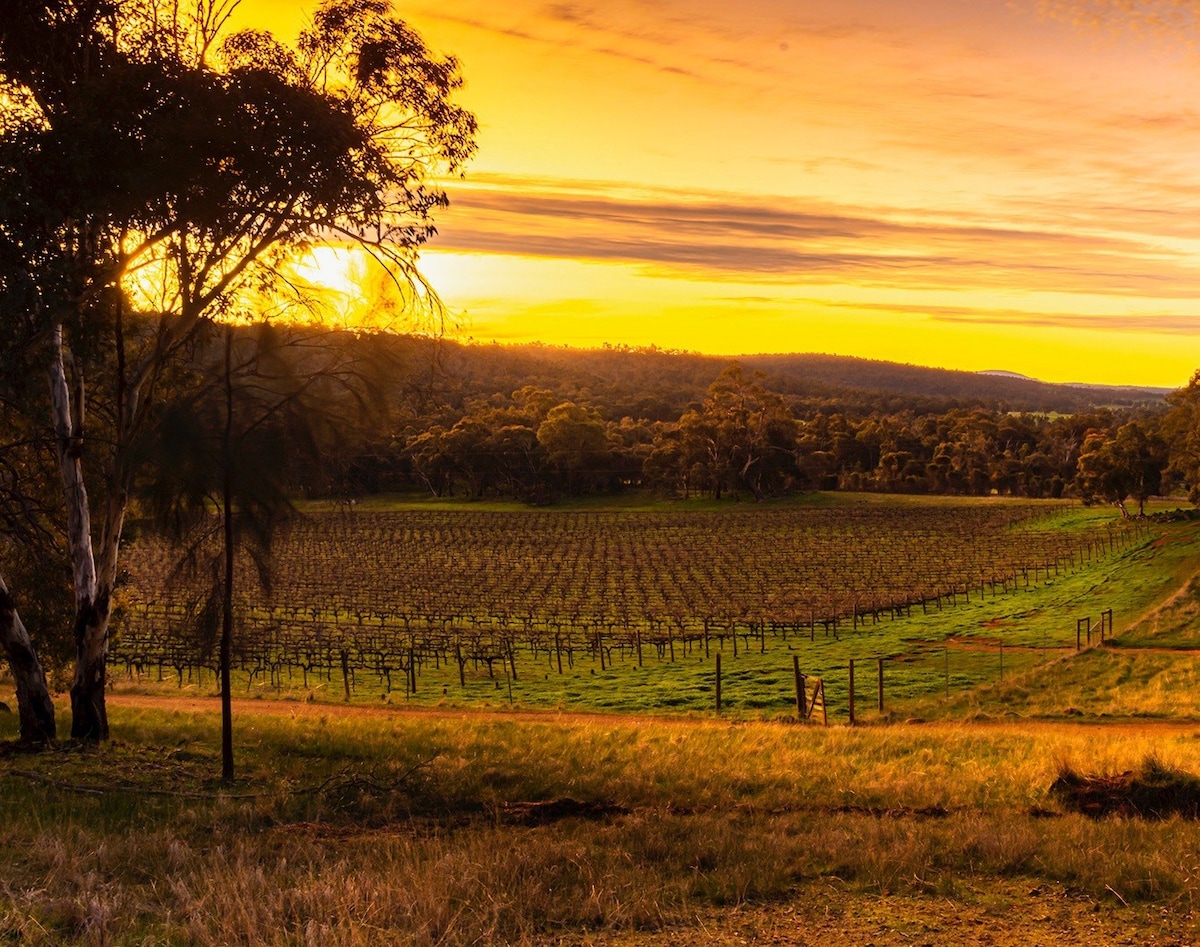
[2,704,1200,944]
[5,494,1200,944]
[109,495,1179,720]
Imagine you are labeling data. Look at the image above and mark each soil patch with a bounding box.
[501,797,630,825]
[1051,755,1200,819]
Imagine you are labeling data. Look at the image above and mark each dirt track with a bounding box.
[106,691,1200,739]
[106,692,709,728]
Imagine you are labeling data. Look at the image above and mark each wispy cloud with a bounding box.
[434,177,1200,298]
[401,0,1200,383]
[414,4,709,80]
[814,299,1200,335]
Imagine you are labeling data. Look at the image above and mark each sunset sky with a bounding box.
[238,0,1200,388]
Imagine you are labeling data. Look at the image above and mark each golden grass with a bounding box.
[4,706,1200,944]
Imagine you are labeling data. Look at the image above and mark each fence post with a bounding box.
[793,655,805,721]
[848,658,856,724]
[877,656,884,713]
[715,652,722,713]
[341,649,351,702]
[999,643,1004,681]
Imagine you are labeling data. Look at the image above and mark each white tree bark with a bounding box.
[48,324,115,741]
[49,325,96,602]
[0,570,56,743]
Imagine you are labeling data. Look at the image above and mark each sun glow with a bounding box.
[221,0,1200,387]
[263,245,442,332]
[119,241,439,333]
[284,246,368,325]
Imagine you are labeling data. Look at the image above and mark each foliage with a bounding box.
[1076,420,1168,516]
[0,0,475,740]
[376,344,1173,503]
[1164,371,1200,504]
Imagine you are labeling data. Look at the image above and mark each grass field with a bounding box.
[2,704,1200,944]
[108,494,1181,723]
[5,494,1200,945]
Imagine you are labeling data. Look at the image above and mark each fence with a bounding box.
[110,596,1121,720]
[713,623,1108,723]
[1077,609,1114,649]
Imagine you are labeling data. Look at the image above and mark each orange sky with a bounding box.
[235,0,1200,388]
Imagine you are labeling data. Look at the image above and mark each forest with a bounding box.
[240,329,1198,514]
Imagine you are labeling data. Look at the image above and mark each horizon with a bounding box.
[429,334,1185,393]
[238,0,1200,390]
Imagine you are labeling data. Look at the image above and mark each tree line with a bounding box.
[320,359,1188,515]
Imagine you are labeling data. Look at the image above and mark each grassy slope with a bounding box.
[2,707,1200,944]
[110,498,1191,722]
[4,497,1200,943]
[923,514,1200,720]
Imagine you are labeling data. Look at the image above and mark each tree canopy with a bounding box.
[0,0,476,742]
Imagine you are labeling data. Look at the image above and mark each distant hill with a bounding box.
[737,353,1173,413]
[433,341,1174,418]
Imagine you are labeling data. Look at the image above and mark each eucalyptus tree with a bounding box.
[536,402,610,496]
[0,411,60,742]
[141,319,384,779]
[679,365,800,500]
[1164,372,1200,503]
[1077,420,1168,517]
[0,0,475,741]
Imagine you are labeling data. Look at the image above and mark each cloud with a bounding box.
[1031,0,1200,38]
[433,177,1200,298]
[817,299,1200,335]
[415,5,709,80]
[415,0,889,92]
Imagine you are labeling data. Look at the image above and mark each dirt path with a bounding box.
[106,691,1200,739]
[106,692,719,728]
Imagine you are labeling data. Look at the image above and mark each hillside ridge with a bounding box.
[440,339,1172,415]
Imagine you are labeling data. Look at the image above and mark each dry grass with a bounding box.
[3,707,1200,944]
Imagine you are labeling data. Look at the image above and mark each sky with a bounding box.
[235,0,1200,388]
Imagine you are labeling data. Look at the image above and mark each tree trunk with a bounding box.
[49,324,118,742]
[0,573,56,745]
[69,595,110,741]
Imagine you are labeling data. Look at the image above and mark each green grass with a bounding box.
[295,488,1117,514]
[294,488,841,513]
[99,508,1196,722]
[912,516,1200,720]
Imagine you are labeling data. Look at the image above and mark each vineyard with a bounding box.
[110,501,1151,716]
